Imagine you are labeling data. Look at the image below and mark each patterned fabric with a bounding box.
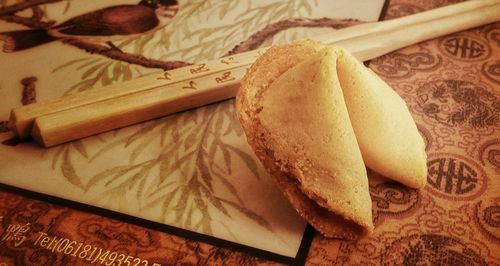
[306,1,500,265]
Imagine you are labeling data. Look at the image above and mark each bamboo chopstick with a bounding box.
[314,0,500,45]
[31,68,245,146]
[9,0,500,147]
[333,0,500,61]
[8,49,259,139]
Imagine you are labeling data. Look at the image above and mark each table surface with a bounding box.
[1,0,499,265]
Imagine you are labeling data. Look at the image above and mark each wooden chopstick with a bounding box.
[334,0,500,61]
[9,0,500,147]
[315,0,500,46]
[31,68,246,146]
[8,49,260,139]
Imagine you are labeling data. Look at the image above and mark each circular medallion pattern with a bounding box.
[439,34,491,61]
[481,60,500,84]
[474,200,500,243]
[426,153,488,201]
[477,139,500,169]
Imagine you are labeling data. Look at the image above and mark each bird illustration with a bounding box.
[0,0,179,52]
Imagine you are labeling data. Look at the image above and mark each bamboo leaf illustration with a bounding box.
[159,155,172,184]
[101,64,114,86]
[175,185,190,222]
[65,98,272,235]
[198,177,231,216]
[129,135,157,164]
[112,62,122,80]
[222,121,233,136]
[61,147,84,189]
[223,102,244,136]
[81,62,108,80]
[217,174,244,205]
[141,184,178,215]
[159,187,180,221]
[122,64,133,81]
[85,165,133,191]
[190,178,208,213]
[184,129,198,151]
[133,32,155,55]
[68,78,98,94]
[219,143,232,174]
[125,121,158,147]
[226,144,260,179]
[136,169,150,200]
[153,0,319,61]
[187,178,214,234]
[117,37,139,49]
[89,137,128,163]
[196,151,213,191]
[104,164,144,189]
[185,203,195,229]
[208,137,218,162]
[71,140,88,158]
[76,58,103,71]
[51,145,65,169]
[171,150,195,174]
[146,178,176,201]
[219,197,274,232]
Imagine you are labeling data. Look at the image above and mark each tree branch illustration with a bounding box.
[0,1,191,71]
[0,0,60,16]
[2,6,54,28]
[2,1,364,69]
[225,17,361,56]
[64,39,191,70]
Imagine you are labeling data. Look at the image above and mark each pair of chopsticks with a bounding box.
[8,0,500,147]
